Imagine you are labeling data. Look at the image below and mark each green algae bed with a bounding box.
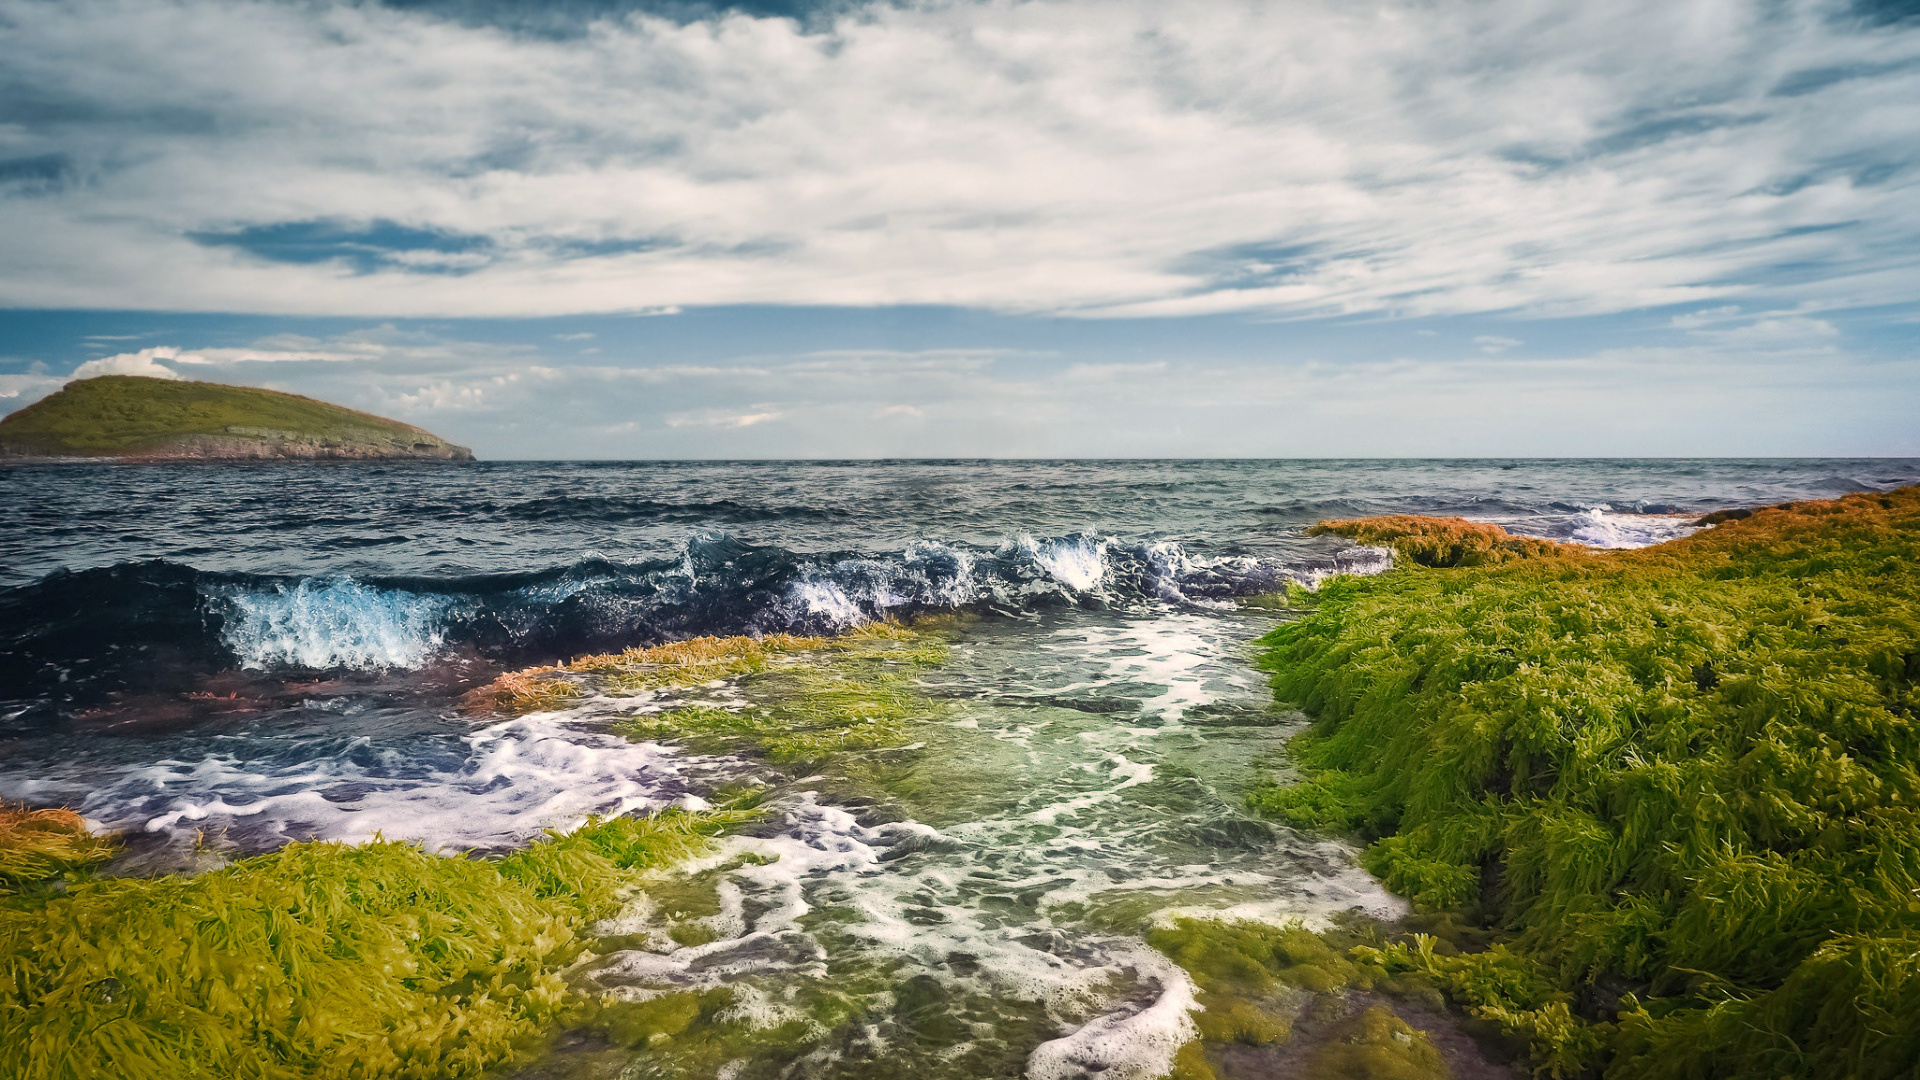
[0,375,470,459]
[1218,486,1920,1079]
[0,805,750,1080]
[467,621,948,763]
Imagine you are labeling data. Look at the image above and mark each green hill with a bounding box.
[0,376,473,461]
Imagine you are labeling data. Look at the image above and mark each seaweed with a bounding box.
[463,624,943,718]
[0,805,117,892]
[0,809,747,1080]
[1246,487,1920,1078]
[1307,515,1578,568]
[610,622,946,761]
[462,633,827,715]
[1149,917,1460,1080]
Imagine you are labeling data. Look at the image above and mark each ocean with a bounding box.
[3,457,1915,1078]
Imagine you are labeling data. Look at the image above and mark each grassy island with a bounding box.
[1238,488,1920,1078]
[0,375,473,461]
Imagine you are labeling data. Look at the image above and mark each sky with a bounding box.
[1,0,1917,459]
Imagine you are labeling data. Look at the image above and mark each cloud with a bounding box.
[1708,314,1842,341]
[1475,335,1523,355]
[667,409,785,428]
[1669,305,1744,329]
[0,0,1913,320]
[69,347,186,380]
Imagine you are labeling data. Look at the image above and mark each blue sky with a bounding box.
[2,0,1917,458]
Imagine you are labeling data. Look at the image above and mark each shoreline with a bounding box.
[4,484,1912,1080]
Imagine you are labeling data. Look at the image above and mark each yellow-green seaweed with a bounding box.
[612,623,945,761]
[0,805,117,891]
[1304,1004,1451,1080]
[1247,487,1920,1079]
[0,809,747,1080]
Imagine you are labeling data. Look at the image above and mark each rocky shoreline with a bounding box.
[1,429,473,462]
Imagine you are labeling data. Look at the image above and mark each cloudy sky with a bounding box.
[2,0,1916,457]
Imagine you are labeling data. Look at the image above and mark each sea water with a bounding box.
[2,458,1914,1077]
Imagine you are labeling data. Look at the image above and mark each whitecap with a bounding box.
[218,578,455,670]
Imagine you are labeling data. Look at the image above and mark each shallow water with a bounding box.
[3,458,1916,1077]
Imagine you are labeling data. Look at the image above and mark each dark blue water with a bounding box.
[2,458,1914,730]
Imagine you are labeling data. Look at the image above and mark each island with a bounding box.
[0,375,473,462]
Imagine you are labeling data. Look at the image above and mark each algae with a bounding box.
[1305,515,1577,568]
[605,623,946,762]
[1305,1005,1451,1080]
[0,805,117,891]
[1245,487,1920,1078]
[1150,916,1473,1080]
[0,808,747,1080]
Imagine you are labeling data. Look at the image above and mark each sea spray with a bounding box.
[218,578,455,670]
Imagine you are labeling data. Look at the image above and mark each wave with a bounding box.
[489,495,852,525]
[0,532,1389,716]
[1563,509,1700,549]
[218,579,457,671]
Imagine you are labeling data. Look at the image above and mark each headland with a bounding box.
[0,375,473,462]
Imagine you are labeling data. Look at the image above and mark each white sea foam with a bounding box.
[1026,535,1110,592]
[1025,950,1198,1080]
[786,576,866,628]
[3,712,698,852]
[1566,508,1700,549]
[220,579,454,670]
[779,541,983,629]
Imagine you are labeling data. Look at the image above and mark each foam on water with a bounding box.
[219,578,455,670]
[1025,950,1198,1080]
[560,610,1399,1078]
[1025,535,1110,593]
[0,712,700,853]
[1566,509,1701,549]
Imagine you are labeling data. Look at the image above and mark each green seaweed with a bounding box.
[1304,1005,1451,1080]
[613,627,944,762]
[0,809,746,1080]
[1246,488,1920,1078]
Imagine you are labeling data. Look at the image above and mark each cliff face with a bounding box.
[0,376,474,462]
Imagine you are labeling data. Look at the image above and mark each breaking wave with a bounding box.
[218,579,456,671]
[0,532,1387,717]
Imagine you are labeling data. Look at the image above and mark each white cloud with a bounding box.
[667,409,785,429]
[1669,305,1744,330]
[1475,335,1523,355]
[0,0,1912,319]
[1709,314,1842,341]
[16,323,1912,455]
[69,347,186,380]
